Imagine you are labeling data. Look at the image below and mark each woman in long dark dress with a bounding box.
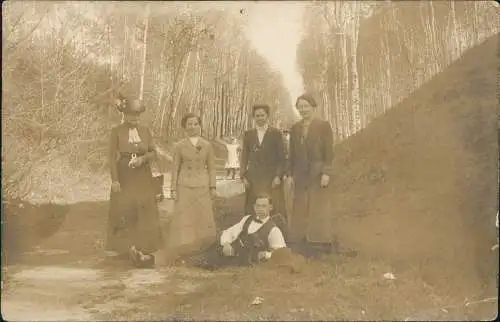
[105,97,163,267]
[287,93,335,254]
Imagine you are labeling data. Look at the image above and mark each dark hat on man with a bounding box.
[115,94,145,114]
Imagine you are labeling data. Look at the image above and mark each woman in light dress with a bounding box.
[224,137,241,180]
[163,113,218,263]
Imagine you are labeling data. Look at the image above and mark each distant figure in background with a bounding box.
[286,93,335,255]
[240,104,287,217]
[283,129,291,160]
[106,97,163,268]
[224,137,241,180]
[166,113,218,262]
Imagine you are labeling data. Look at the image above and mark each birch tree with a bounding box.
[298,1,499,143]
[2,1,292,197]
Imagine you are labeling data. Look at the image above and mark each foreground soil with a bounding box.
[2,200,497,321]
[2,35,499,321]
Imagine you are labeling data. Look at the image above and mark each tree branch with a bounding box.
[5,6,50,55]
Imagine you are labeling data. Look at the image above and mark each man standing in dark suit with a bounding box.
[240,104,286,218]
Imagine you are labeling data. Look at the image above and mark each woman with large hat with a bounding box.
[105,95,163,267]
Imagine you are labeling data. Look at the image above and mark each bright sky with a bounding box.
[245,1,304,120]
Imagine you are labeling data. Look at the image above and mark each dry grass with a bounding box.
[21,154,111,204]
[80,253,497,321]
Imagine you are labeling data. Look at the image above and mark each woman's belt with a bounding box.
[120,152,145,159]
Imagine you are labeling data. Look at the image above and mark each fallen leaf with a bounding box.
[251,296,264,305]
[383,272,396,280]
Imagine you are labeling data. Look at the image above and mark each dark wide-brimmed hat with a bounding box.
[115,94,145,115]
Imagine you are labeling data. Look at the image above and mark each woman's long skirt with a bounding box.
[106,157,163,254]
[166,185,217,260]
[289,178,333,244]
[244,175,287,217]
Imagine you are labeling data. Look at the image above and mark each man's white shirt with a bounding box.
[255,124,269,145]
[189,136,200,146]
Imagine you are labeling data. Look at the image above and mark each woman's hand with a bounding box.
[128,157,138,168]
[222,243,235,256]
[271,176,281,188]
[128,156,146,168]
[111,181,121,193]
[129,156,146,168]
[210,187,217,198]
[137,156,147,166]
[320,174,330,188]
[284,175,294,186]
[258,251,271,261]
[241,177,250,188]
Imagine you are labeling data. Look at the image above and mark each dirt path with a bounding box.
[2,262,234,321]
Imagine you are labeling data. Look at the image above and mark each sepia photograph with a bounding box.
[1,0,499,320]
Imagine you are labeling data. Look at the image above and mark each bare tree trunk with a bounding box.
[238,60,248,134]
[450,1,462,60]
[341,34,350,137]
[349,1,361,134]
[384,32,392,111]
[40,45,45,122]
[139,3,150,101]
[219,83,224,138]
[121,16,128,80]
[171,50,192,122]
[189,49,201,112]
[213,70,219,138]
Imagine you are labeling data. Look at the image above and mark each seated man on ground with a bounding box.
[202,194,287,268]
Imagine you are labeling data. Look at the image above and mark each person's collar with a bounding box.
[187,135,200,140]
[255,124,268,132]
[253,215,269,224]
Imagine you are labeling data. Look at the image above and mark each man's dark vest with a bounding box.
[232,216,277,265]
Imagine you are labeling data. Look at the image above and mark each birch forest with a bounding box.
[298,1,498,142]
[2,1,498,199]
[2,2,289,198]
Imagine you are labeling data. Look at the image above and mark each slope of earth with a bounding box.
[329,34,499,297]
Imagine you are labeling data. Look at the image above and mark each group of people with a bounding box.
[105,92,336,268]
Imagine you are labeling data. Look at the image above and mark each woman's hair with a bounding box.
[255,193,273,205]
[181,113,202,128]
[295,93,318,108]
[252,104,270,116]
